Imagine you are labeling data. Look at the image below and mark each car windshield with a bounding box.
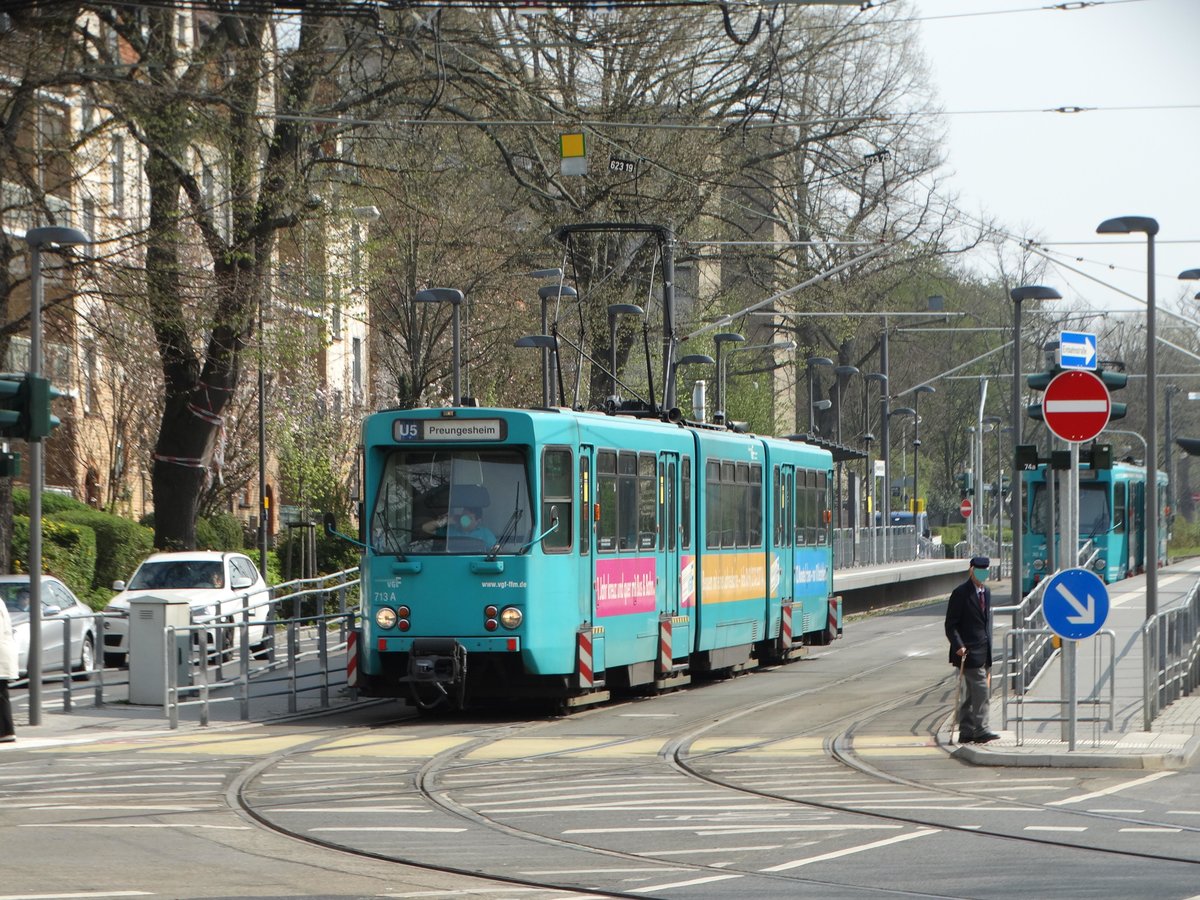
[1,583,32,613]
[370,448,531,556]
[127,560,225,590]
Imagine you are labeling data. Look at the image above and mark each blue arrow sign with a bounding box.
[1043,568,1110,640]
[1059,331,1098,370]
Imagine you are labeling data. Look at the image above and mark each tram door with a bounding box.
[578,446,599,664]
[775,465,795,639]
[659,452,688,658]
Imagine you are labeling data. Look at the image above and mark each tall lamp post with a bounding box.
[415,288,466,406]
[890,406,916,518]
[530,269,575,408]
[910,384,936,530]
[1009,285,1060,609]
[712,332,745,425]
[23,226,88,726]
[1097,216,1159,620]
[833,365,860,528]
[806,357,834,434]
[606,303,645,406]
[983,414,1003,560]
[865,372,887,560]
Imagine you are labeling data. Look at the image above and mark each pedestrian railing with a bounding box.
[832,525,919,568]
[999,627,1116,745]
[993,575,1054,697]
[1141,577,1200,731]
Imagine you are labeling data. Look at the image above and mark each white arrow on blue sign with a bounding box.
[1043,568,1110,640]
[1059,331,1098,370]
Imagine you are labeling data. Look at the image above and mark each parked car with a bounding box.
[102,551,271,666]
[1,574,97,679]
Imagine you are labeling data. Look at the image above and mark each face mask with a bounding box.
[974,568,989,583]
[459,514,475,529]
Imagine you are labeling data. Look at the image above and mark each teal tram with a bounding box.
[351,406,837,709]
[1021,460,1169,595]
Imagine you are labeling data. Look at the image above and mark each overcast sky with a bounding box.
[911,0,1200,323]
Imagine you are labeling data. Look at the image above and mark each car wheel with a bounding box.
[73,634,95,681]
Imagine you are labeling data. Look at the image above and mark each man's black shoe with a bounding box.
[956,732,976,743]
[971,732,1000,743]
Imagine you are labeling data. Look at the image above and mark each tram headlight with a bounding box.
[1032,558,1046,572]
[499,606,523,629]
[375,607,398,629]
[1093,557,1106,572]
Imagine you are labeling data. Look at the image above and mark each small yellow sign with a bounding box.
[560,132,586,158]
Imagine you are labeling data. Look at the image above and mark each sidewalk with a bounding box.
[939,559,1200,770]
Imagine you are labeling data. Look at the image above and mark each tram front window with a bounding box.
[371,449,531,555]
[1029,483,1111,536]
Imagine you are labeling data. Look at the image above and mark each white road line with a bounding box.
[521,869,685,876]
[563,824,901,835]
[1168,810,1200,815]
[1024,826,1088,832]
[759,829,939,872]
[1046,771,1174,806]
[272,807,430,813]
[638,845,785,856]
[483,804,786,814]
[1119,827,1182,833]
[20,823,249,830]
[1088,808,1145,814]
[0,894,154,899]
[311,826,466,833]
[854,805,1035,812]
[22,805,217,812]
[628,874,743,893]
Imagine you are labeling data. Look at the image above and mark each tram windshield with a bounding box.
[370,449,531,555]
[1029,482,1111,536]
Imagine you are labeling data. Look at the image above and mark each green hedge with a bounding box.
[53,509,154,590]
[197,513,245,551]
[12,487,92,517]
[11,515,98,604]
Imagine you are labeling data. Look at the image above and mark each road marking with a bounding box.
[1024,826,1087,832]
[1119,827,1182,833]
[628,874,743,893]
[0,894,154,899]
[1046,771,1174,806]
[311,826,466,833]
[759,829,939,871]
[1168,810,1200,816]
[1088,808,1145,813]
[273,807,430,813]
[638,845,785,856]
[564,824,901,835]
[20,823,249,830]
[521,869,685,876]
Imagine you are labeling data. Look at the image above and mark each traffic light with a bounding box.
[0,374,62,441]
[957,471,973,498]
[1025,365,1063,421]
[1096,364,1127,421]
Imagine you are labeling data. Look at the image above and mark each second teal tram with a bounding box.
[1021,461,1168,595]
[352,406,836,709]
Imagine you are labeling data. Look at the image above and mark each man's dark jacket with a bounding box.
[944,577,993,668]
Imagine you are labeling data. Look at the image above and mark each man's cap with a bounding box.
[970,556,990,569]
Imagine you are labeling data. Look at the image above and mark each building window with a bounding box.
[111,136,124,216]
[351,337,363,400]
[82,198,95,242]
[83,338,99,414]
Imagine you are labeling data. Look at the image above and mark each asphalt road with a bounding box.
[2,600,1198,899]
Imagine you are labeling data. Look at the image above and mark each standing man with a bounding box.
[945,555,999,743]
[0,590,16,743]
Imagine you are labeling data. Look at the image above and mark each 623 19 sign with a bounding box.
[608,157,637,175]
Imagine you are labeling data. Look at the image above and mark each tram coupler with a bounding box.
[408,638,466,684]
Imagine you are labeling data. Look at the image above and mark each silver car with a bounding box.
[1,574,97,679]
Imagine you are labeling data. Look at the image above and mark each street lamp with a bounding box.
[1098,216,1159,620]
[983,414,1003,559]
[911,384,936,529]
[834,365,860,529]
[1009,284,1061,609]
[23,225,88,727]
[712,332,745,425]
[671,353,715,422]
[531,274,576,408]
[865,372,887,561]
[415,287,466,406]
[806,357,834,434]
[606,303,645,406]
[890,406,917,515]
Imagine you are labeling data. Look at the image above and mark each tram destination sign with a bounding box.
[1042,370,1111,443]
[393,418,507,442]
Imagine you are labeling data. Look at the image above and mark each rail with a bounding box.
[832,525,925,568]
[1000,627,1116,745]
[1141,577,1200,731]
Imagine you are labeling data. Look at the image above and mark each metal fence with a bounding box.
[832,525,928,568]
[1141,578,1200,731]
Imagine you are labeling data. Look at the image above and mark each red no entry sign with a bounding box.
[1043,370,1111,443]
[960,498,973,518]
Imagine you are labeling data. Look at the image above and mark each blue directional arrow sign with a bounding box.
[1043,568,1110,640]
[1059,331,1098,370]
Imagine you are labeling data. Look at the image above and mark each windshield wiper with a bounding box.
[487,484,523,561]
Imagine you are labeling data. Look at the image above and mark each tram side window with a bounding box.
[773,467,785,546]
[749,464,763,546]
[682,458,692,550]
[1114,482,1126,533]
[542,448,573,553]
[817,472,830,545]
[734,463,749,547]
[639,453,657,550]
[619,452,638,551]
[597,450,618,552]
[706,460,721,549]
[721,461,737,548]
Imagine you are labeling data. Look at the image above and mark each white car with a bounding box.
[1,574,97,678]
[102,551,271,666]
